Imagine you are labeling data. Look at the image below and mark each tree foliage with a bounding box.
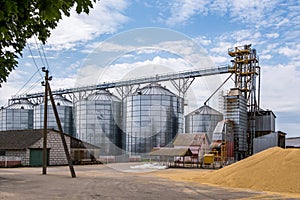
[0,0,96,86]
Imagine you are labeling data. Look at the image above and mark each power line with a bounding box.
[27,44,43,79]
[15,69,41,96]
[34,37,46,70]
[34,36,52,77]
[21,77,43,96]
[40,41,51,73]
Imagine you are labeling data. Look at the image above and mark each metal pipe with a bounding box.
[204,73,233,105]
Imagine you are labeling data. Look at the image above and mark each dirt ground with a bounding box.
[0,163,298,200]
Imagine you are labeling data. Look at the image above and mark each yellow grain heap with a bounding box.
[201,147,300,194]
[154,147,300,195]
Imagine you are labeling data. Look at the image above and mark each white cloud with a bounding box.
[260,64,300,112]
[210,42,233,54]
[77,56,193,85]
[81,38,215,70]
[260,54,272,60]
[24,62,33,67]
[210,0,229,15]
[276,18,289,28]
[82,41,135,54]
[164,0,278,28]
[229,30,262,45]
[194,36,211,46]
[278,45,300,58]
[50,77,77,91]
[166,0,208,26]
[210,56,228,64]
[157,40,214,67]
[229,0,277,25]
[266,33,279,39]
[262,43,280,55]
[46,0,129,50]
[0,69,42,106]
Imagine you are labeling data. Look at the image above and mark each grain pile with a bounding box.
[154,147,300,195]
[202,147,300,194]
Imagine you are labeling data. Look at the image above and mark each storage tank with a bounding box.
[224,88,247,160]
[75,90,122,156]
[123,83,183,155]
[185,105,223,141]
[34,95,74,135]
[0,99,33,131]
[248,109,276,137]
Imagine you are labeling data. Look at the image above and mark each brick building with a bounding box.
[0,129,100,167]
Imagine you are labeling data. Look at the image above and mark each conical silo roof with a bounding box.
[37,95,72,106]
[87,90,121,102]
[53,95,73,106]
[6,99,34,109]
[134,83,176,96]
[187,105,222,116]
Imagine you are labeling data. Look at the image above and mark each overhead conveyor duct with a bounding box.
[8,65,231,103]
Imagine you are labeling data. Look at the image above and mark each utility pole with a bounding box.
[42,67,76,178]
[42,67,50,175]
[47,83,76,178]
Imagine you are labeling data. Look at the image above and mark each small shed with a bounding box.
[149,133,210,167]
[0,129,100,167]
[71,138,101,164]
[149,148,193,167]
[253,131,286,154]
[173,133,210,159]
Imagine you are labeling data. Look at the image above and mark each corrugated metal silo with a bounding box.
[34,95,74,135]
[75,90,122,156]
[185,105,223,141]
[0,99,33,131]
[123,83,183,156]
[224,88,247,160]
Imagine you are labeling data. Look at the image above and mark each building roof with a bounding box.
[149,148,193,157]
[286,137,300,148]
[71,137,101,149]
[173,133,208,147]
[0,129,44,150]
[0,129,100,150]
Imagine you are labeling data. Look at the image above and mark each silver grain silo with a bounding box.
[34,95,74,135]
[75,90,122,156]
[123,83,183,156]
[0,99,33,131]
[224,88,247,160]
[185,105,223,141]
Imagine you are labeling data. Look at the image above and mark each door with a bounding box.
[30,149,49,167]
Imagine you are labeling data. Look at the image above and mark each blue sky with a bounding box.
[1,0,299,137]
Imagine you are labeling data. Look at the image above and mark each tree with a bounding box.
[0,0,96,86]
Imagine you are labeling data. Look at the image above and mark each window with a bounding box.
[0,151,5,156]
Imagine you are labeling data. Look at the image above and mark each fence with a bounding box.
[0,156,22,167]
